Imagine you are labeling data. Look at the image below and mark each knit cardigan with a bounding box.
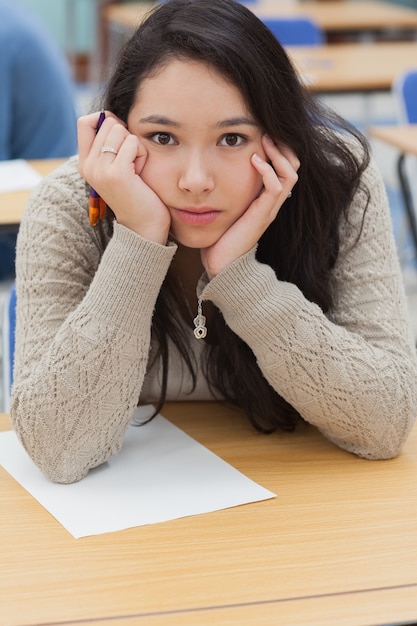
[11,154,417,482]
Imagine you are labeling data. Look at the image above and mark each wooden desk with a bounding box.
[102,1,417,96]
[0,159,64,229]
[287,41,417,93]
[256,0,417,39]
[369,124,417,259]
[104,1,417,39]
[370,124,417,156]
[1,402,417,626]
[104,1,153,32]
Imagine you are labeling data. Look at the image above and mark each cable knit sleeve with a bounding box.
[10,158,176,483]
[200,156,417,459]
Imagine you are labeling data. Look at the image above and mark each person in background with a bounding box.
[11,0,417,483]
[0,0,77,280]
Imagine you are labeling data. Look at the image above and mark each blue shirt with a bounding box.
[0,0,78,160]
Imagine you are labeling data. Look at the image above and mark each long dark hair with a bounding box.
[103,0,370,432]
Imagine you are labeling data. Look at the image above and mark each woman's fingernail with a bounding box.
[264,135,275,145]
[252,153,264,164]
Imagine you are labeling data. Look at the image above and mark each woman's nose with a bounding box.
[178,152,215,195]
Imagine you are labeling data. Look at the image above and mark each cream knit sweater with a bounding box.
[11,155,417,482]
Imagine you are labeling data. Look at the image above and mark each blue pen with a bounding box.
[89,110,106,226]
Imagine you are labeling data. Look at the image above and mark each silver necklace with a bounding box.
[193,297,207,339]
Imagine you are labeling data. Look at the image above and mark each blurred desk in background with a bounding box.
[0,159,64,230]
[287,41,417,93]
[102,2,417,94]
[256,0,417,41]
[370,123,417,154]
[370,124,417,259]
[103,0,417,55]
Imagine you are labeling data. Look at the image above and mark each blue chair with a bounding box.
[392,69,417,260]
[262,17,324,46]
[393,69,417,124]
[2,281,16,412]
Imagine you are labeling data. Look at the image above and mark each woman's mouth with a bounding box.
[172,207,220,226]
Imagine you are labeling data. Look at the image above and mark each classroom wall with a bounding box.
[16,0,152,55]
[391,0,417,6]
[17,0,96,54]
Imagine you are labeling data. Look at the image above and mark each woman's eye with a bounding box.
[150,132,175,145]
[219,134,246,147]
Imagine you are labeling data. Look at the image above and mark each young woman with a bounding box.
[11,0,417,483]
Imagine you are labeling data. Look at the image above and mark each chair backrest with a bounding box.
[2,282,16,412]
[393,69,417,124]
[262,17,324,46]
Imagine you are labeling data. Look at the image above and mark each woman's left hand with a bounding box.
[201,135,300,278]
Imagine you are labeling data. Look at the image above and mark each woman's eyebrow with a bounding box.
[138,115,258,128]
[139,115,180,127]
[216,117,258,128]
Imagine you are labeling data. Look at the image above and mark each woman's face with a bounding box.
[127,59,266,248]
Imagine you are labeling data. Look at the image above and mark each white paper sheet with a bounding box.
[0,159,43,193]
[0,407,276,538]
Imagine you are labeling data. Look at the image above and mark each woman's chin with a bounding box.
[170,229,223,250]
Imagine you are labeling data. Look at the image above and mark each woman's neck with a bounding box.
[170,244,205,325]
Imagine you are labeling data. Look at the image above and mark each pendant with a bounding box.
[193,298,207,339]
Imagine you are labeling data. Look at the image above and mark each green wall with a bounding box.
[17,0,96,53]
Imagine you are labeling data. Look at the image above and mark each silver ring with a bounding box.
[100,146,118,155]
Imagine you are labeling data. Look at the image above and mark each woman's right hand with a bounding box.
[78,112,171,245]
